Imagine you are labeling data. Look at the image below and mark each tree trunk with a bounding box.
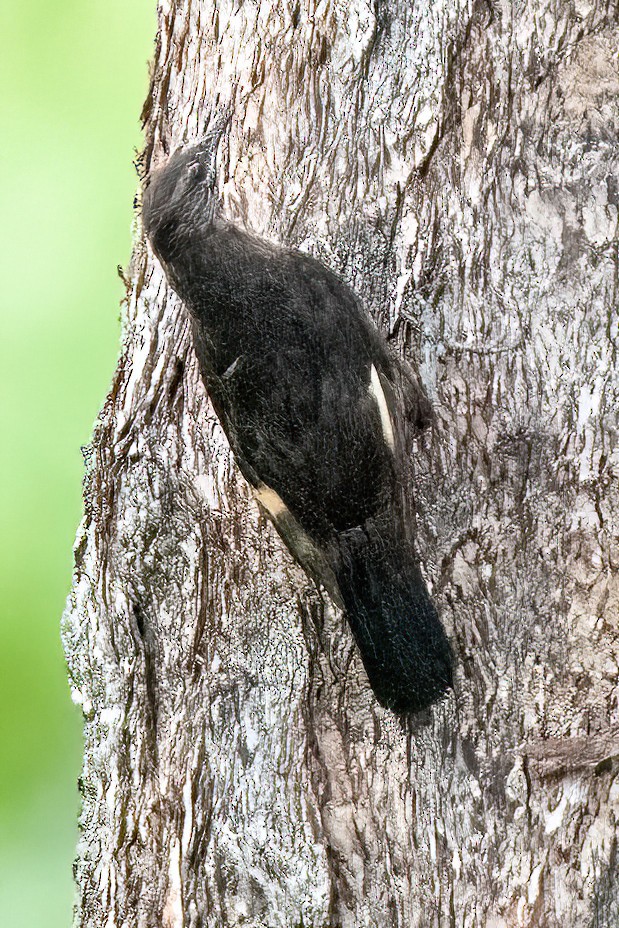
[63,1,619,926]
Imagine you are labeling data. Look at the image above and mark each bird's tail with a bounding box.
[333,525,453,713]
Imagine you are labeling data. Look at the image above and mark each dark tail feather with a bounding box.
[334,526,453,714]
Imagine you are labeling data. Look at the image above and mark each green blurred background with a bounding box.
[0,3,154,925]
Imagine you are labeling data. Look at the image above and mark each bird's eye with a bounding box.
[187,161,202,181]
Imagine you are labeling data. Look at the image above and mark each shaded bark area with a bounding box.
[63,1,619,926]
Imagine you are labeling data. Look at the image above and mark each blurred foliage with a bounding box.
[0,2,154,924]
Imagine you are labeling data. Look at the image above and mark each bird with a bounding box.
[142,128,453,713]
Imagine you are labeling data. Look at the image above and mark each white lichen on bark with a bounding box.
[64,1,619,926]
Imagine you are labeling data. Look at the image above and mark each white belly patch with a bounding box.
[253,483,289,518]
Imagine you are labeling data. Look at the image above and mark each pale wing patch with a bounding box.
[253,483,289,518]
[368,364,395,450]
[221,355,241,380]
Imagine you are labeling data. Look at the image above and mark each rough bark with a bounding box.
[63,1,619,926]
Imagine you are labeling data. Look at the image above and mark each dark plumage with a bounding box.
[142,131,453,713]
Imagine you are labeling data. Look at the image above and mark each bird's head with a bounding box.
[142,127,225,256]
